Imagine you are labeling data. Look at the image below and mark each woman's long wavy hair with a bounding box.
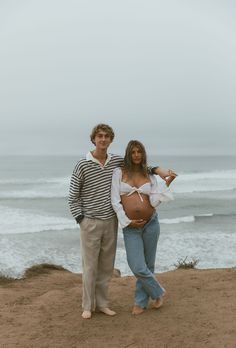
[123,140,148,178]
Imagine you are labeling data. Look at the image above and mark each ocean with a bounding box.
[0,155,236,278]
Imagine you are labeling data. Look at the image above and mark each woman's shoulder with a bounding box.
[149,173,157,183]
[149,174,167,186]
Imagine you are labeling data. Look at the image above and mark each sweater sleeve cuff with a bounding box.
[151,166,159,174]
[76,215,84,224]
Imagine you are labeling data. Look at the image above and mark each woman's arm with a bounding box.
[153,167,177,181]
[111,168,132,228]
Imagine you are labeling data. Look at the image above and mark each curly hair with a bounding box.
[90,124,115,145]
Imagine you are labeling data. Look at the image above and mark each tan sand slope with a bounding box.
[0,266,235,348]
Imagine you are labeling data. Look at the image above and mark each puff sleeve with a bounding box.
[149,175,174,208]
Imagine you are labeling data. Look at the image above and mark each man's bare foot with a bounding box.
[99,307,116,316]
[153,297,163,309]
[132,305,145,315]
[82,310,92,319]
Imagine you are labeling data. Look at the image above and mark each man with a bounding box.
[68,124,175,319]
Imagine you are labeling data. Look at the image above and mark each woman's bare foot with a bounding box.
[99,307,116,316]
[153,297,163,309]
[132,305,145,315]
[82,310,92,319]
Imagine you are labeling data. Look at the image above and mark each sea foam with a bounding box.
[0,206,76,235]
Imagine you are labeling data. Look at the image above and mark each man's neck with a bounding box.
[91,149,108,164]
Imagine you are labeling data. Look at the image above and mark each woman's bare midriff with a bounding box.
[121,192,154,221]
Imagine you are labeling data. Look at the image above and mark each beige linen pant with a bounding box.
[79,216,118,311]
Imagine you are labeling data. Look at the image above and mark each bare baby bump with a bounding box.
[121,193,154,221]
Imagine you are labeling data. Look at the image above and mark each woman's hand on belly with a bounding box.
[128,219,147,228]
[121,193,154,221]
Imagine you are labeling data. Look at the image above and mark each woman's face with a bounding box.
[131,146,142,165]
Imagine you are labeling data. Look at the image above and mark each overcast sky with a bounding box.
[0,0,236,156]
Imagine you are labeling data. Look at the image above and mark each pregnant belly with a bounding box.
[121,193,154,221]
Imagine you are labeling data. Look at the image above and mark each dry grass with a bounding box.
[23,263,66,278]
[0,275,15,285]
[1,264,67,286]
[174,256,199,269]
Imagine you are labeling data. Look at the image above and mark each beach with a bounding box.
[1,155,236,347]
[2,1,236,346]
[1,155,236,279]
[0,265,235,348]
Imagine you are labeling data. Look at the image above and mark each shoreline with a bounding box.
[1,262,235,283]
[0,265,235,347]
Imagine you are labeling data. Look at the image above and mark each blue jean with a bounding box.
[123,212,165,308]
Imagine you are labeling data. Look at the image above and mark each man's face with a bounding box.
[93,130,112,151]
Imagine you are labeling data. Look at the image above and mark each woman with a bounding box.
[111,140,176,315]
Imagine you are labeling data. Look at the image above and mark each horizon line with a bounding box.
[1,153,236,157]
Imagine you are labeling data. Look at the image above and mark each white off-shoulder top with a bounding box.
[111,167,174,228]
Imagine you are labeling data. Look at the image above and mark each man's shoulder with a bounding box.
[73,157,88,173]
[107,154,124,168]
[110,153,123,162]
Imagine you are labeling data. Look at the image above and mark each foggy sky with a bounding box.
[0,0,236,156]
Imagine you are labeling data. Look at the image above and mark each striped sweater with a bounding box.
[68,152,123,222]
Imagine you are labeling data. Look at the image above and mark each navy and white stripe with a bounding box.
[68,154,123,221]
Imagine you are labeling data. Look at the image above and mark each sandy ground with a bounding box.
[0,265,235,348]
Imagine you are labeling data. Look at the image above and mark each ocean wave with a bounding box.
[160,213,236,224]
[164,170,236,194]
[176,170,236,180]
[0,177,70,185]
[0,206,76,235]
[1,186,235,199]
[160,216,195,224]
[0,190,67,199]
[0,169,236,198]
